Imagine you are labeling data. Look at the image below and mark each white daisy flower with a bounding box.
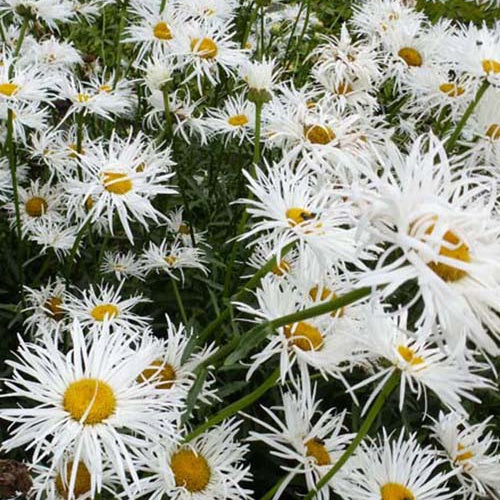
[19,36,82,75]
[141,237,209,281]
[168,20,247,90]
[0,320,182,497]
[124,2,184,63]
[431,411,500,499]
[62,282,150,336]
[0,0,76,28]
[173,0,238,24]
[137,316,218,404]
[64,131,176,243]
[164,207,206,246]
[352,134,500,355]
[205,93,255,145]
[0,51,54,104]
[5,178,64,237]
[461,86,500,164]
[240,161,362,267]
[24,277,67,336]
[248,377,354,500]
[450,22,500,86]
[28,219,79,260]
[351,0,425,41]
[56,74,134,120]
[335,430,457,500]
[236,275,367,383]
[353,309,493,416]
[0,100,49,145]
[101,250,145,281]
[240,57,277,93]
[134,419,253,500]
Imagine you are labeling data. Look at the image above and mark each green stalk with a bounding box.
[241,2,258,49]
[64,220,90,281]
[172,278,189,326]
[113,0,128,86]
[184,367,280,442]
[302,371,400,500]
[446,79,489,152]
[159,0,167,13]
[75,110,84,180]
[13,17,29,60]
[281,0,306,69]
[6,109,24,293]
[223,99,263,297]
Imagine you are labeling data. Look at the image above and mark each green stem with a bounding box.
[259,477,286,500]
[184,367,280,442]
[446,79,489,152]
[113,0,128,86]
[296,0,312,51]
[172,278,189,326]
[302,371,400,500]
[223,100,263,297]
[12,17,29,61]
[6,108,24,295]
[281,0,306,69]
[75,110,84,180]
[159,0,167,13]
[241,2,258,49]
[64,220,90,281]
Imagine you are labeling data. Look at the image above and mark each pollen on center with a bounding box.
[439,82,465,98]
[397,345,424,366]
[0,82,19,97]
[228,114,249,127]
[170,448,211,493]
[286,207,316,226]
[55,461,91,500]
[398,47,423,67]
[305,438,331,466]
[284,322,324,351]
[103,171,133,195]
[190,37,218,59]
[138,359,176,389]
[25,197,48,217]
[153,21,173,40]
[381,482,415,500]
[304,124,336,145]
[482,59,500,74]
[63,378,116,424]
[91,303,119,322]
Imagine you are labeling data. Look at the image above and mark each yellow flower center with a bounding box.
[284,322,324,351]
[153,21,173,40]
[482,59,500,74]
[286,208,316,226]
[45,296,64,321]
[85,196,94,210]
[305,438,331,466]
[398,47,423,67]
[228,114,249,127]
[397,345,424,366]
[25,197,48,217]
[486,123,500,140]
[336,82,353,95]
[170,449,211,492]
[0,82,19,96]
[103,172,133,195]
[164,255,177,266]
[63,378,116,424]
[381,483,415,500]
[304,124,336,145]
[99,84,112,93]
[55,461,91,500]
[455,443,474,462]
[76,93,90,103]
[91,303,119,322]
[179,223,190,235]
[309,286,344,317]
[190,37,218,59]
[427,227,470,282]
[138,360,176,389]
[439,83,465,97]
[272,259,291,276]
